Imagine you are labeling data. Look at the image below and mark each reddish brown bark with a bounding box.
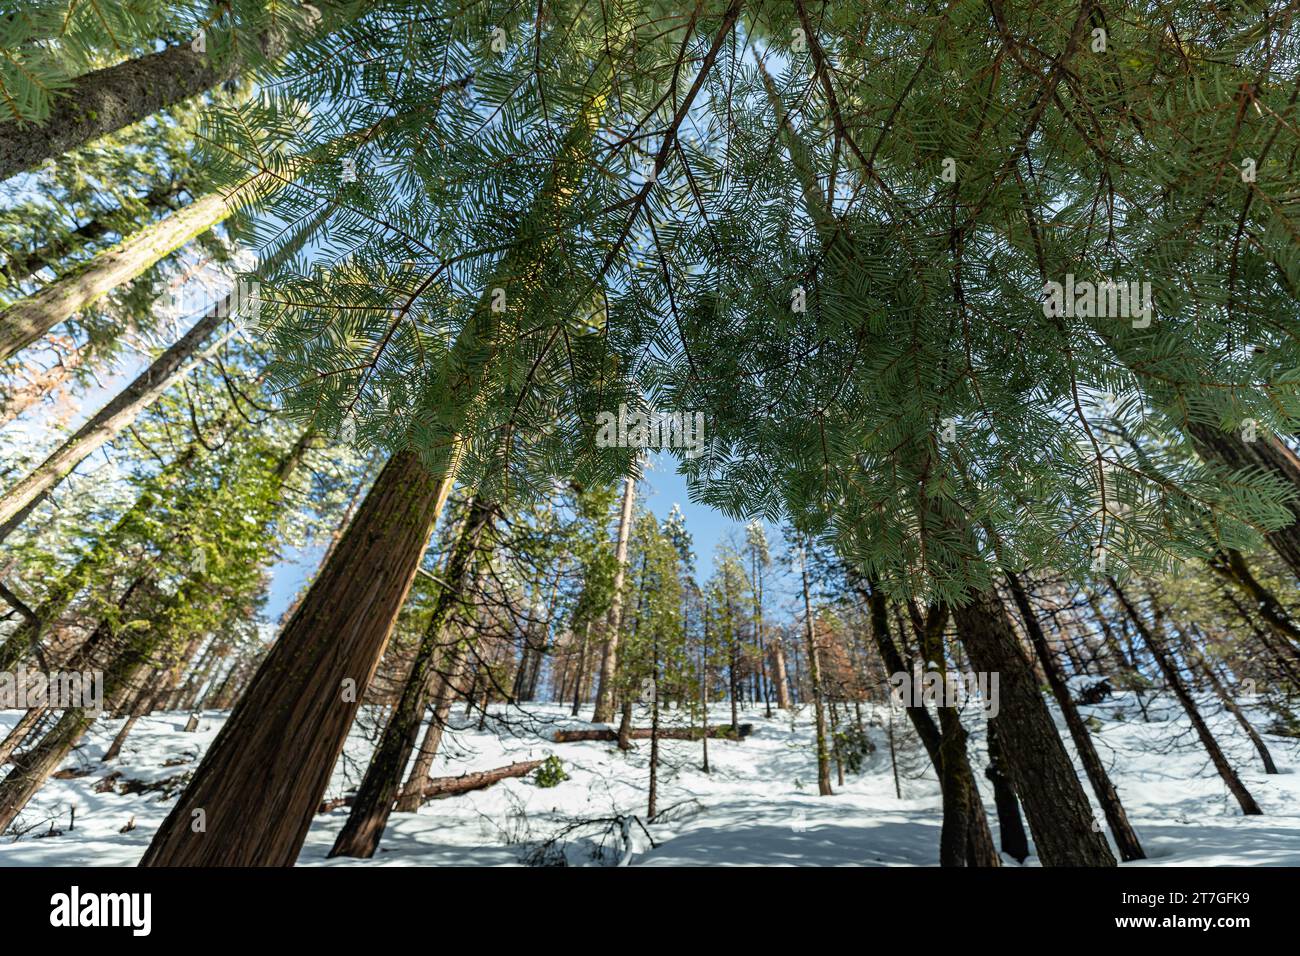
[1006,571,1146,861]
[552,724,752,743]
[328,498,494,859]
[953,589,1117,866]
[319,760,544,813]
[140,450,451,866]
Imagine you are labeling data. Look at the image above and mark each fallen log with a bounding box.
[420,759,545,800]
[553,723,753,744]
[317,759,545,814]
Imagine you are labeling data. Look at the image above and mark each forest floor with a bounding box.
[1,689,1298,866]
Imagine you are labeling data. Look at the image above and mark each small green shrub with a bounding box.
[534,755,569,788]
[833,724,875,775]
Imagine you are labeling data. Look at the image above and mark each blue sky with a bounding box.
[5,313,808,629]
[263,450,806,624]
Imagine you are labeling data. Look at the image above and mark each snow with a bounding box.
[1,691,1297,866]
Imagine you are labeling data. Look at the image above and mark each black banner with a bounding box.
[0,864,1279,944]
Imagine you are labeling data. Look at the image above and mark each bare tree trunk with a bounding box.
[394,648,470,813]
[570,620,591,717]
[1006,571,1146,861]
[1109,579,1262,815]
[700,612,711,773]
[327,497,494,859]
[800,547,832,796]
[141,450,453,866]
[953,589,1117,866]
[0,706,45,765]
[1177,626,1279,775]
[887,710,901,798]
[771,637,792,709]
[0,191,231,363]
[726,588,740,734]
[829,699,845,788]
[102,714,142,764]
[648,632,661,819]
[0,4,358,180]
[593,475,636,723]
[985,719,1030,863]
[322,760,545,811]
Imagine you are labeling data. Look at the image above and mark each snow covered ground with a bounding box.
[1,690,1297,866]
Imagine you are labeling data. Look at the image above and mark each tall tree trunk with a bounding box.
[915,606,993,868]
[915,603,973,866]
[146,75,613,866]
[0,706,45,765]
[800,547,832,796]
[328,497,494,859]
[700,611,711,773]
[771,636,792,709]
[1189,425,1300,583]
[985,719,1030,863]
[751,552,773,718]
[394,646,470,813]
[1109,579,1263,815]
[102,714,142,764]
[1182,635,1278,775]
[0,190,231,362]
[648,630,661,819]
[569,620,591,717]
[593,475,636,723]
[866,585,996,865]
[953,589,1117,866]
[523,577,559,702]
[0,204,331,543]
[141,450,452,866]
[0,4,359,181]
[1006,571,1146,861]
[726,588,740,733]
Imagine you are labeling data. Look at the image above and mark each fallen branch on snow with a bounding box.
[552,723,752,743]
[317,759,546,814]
